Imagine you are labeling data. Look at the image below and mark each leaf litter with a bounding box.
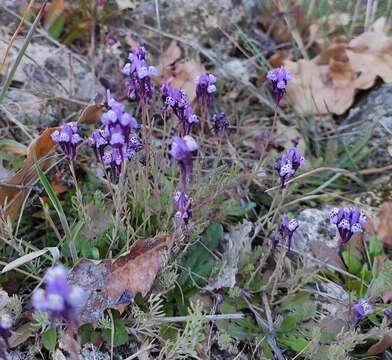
[68,234,173,323]
[284,23,392,115]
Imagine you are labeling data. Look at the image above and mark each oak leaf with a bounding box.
[68,233,173,324]
[0,128,58,224]
[378,202,392,246]
[368,335,392,356]
[284,30,392,115]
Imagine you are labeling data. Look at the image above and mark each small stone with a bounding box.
[342,83,392,168]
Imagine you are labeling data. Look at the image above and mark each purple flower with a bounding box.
[160,84,199,135]
[329,207,366,245]
[32,265,86,326]
[278,215,299,251]
[174,191,192,226]
[353,298,373,319]
[385,308,392,322]
[211,112,229,136]
[122,47,157,105]
[196,73,217,113]
[90,91,143,182]
[51,122,83,161]
[0,314,12,359]
[170,135,198,189]
[266,67,291,105]
[275,147,305,188]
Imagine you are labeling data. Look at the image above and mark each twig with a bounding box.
[0,104,34,140]
[0,260,41,281]
[129,21,288,120]
[142,313,244,325]
[264,165,392,193]
[0,1,47,104]
[0,0,35,73]
[365,0,373,31]
[0,5,89,67]
[124,344,155,360]
[243,296,286,360]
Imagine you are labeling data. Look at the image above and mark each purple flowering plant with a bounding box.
[353,298,373,320]
[329,207,366,245]
[161,83,199,135]
[32,265,86,326]
[211,112,229,136]
[90,90,143,182]
[170,135,199,190]
[122,46,158,105]
[275,147,305,188]
[51,122,83,162]
[275,215,299,251]
[196,73,217,113]
[266,67,291,106]
[0,314,12,360]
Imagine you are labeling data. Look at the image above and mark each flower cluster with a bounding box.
[161,83,199,135]
[275,215,299,251]
[90,90,143,181]
[0,313,12,358]
[170,135,199,189]
[51,122,83,161]
[266,67,291,106]
[174,191,192,226]
[275,147,305,188]
[196,73,217,114]
[170,135,199,227]
[329,207,366,245]
[353,298,373,320]
[32,265,86,326]
[122,46,158,105]
[211,112,229,136]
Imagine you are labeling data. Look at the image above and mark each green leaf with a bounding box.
[370,259,392,299]
[80,324,100,344]
[342,250,362,275]
[202,222,223,249]
[48,16,65,39]
[369,236,384,259]
[102,316,129,347]
[279,333,309,353]
[42,328,57,352]
[278,315,297,333]
[280,293,316,322]
[34,161,71,240]
[222,199,255,218]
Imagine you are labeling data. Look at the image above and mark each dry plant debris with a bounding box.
[68,234,173,323]
[284,27,392,115]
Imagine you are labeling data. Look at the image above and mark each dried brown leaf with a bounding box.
[310,240,346,270]
[0,128,58,223]
[378,202,392,246]
[171,60,205,101]
[284,30,392,115]
[78,104,103,125]
[69,234,173,324]
[161,40,182,69]
[9,322,36,348]
[44,0,65,28]
[368,335,392,356]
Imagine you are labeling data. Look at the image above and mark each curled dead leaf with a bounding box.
[378,202,392,246]
[0,128,58,224]
[160,40,182,70]
[368,335,392,356]
[170,60,205,102]
[9,322,37,348]
[68,234,173,324]
[78,104,103,125]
